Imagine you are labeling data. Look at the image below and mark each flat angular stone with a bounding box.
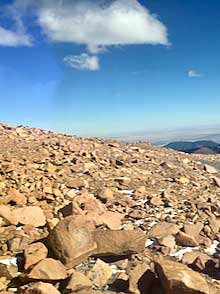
[204,164,218,174]
[148,222,180,239]
[93,230,146,256]
[175,231,199,247]
[155,259,210,294]
[28,258,67,280]
[184,222,203,238]
[157,235,176,249]
[67,271,92,292]
[15,206,46,227]
[24,242,48,270]
[99,211,124,230]
[87,259,112,288]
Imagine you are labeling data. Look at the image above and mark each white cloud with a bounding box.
[9,0,169,70]
[0,26,32,47]
[63,53,100,71]
[37,0,169,52]
[188,70,203,78]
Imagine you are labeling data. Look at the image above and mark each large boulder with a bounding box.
[47,216,97,268]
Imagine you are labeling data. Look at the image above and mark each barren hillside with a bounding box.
[1,122,220,293]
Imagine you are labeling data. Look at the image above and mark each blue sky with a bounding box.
[0,0,220,136]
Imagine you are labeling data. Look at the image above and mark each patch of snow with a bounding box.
[136,198,148,205]
[170,247,199,261]
[16,226,23,231]
[148,221,158,228]
[118,190,134,195]
[145,239,154,247]
[134,219,144,226]
[110,265,125,274]
[205,240,219,256]
[0,257,17,267]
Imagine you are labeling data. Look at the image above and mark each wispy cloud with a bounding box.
[0,2,32,47]
[188,69,204,78]
[63,54,100,71]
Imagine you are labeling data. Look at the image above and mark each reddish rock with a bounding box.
[148,222,180,239]
[209,216,220,234]
[183,222,203,238]
[48,216,97,268]
[15,206,46,227]
[0,205,46,227]
[150,196,163,206]
[157,235,176,250]
[24,242,48,270]
[93,230,146,256]
[99,211,124,229]
[5,189,27,205]
[98,188,114,203]
[175,231,199,247]
[87,259,112,288]
[28,258,67,280]
[0,205,18,225]
[67,271,92,292]
[155,259,210,294]
[65,177,86,189]
[59,202,84,217]
[74,192,106,214]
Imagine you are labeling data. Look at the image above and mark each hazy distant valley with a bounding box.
[110,125,220,146]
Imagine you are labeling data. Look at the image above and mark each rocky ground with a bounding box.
[1,123,220,293]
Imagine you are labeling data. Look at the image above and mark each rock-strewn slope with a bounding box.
[1,123,220,293]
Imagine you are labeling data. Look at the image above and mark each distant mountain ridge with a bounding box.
[165,140,220,154]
